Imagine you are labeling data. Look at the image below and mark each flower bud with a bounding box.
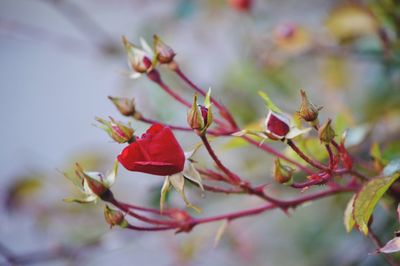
[108,96,136,117]
[104,205,128,228]
[74,163,109,197]
[265,111,290,140]
[153,35,176,64]
[318,119,336,144]
[187,94,204,130]
[122,36,152,74]
[273,158,293,184]
[187,93,213,135]
[96,117,134,143]
[298,89,322,122]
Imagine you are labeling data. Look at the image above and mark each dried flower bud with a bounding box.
[108,96,136,117]
[273,158,293,184]
[122,36,152,74]
[187,93,213,135]
[104,205,128,228]
[298,89,322,122]
[318,119,336,144]
[96,117,134,143]
[153,35,176,64]
[265,111,290,140]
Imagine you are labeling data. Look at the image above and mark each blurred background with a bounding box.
[1,0,400,265]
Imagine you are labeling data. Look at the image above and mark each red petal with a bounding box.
[118,124,185,176]
[266,112,290,138]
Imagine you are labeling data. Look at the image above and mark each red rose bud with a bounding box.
[74,163,109,197]
[318,119,336,144]
[117,124,185,176]
[108,96,136,117]
[298,89,322,123]
[104,205,128,228]
[228,0,252,11]
[153,35,176,64]
[122,36,152,74]
[273,158,293,184]
[265,111,290,139]
[96,117,134,144]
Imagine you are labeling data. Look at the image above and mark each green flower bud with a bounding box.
[96,117,134,144]
[187,93,213,135]
[153,35,176,64]
[108,96,136,117]
[273,158,294,184]
[318,119,336,144]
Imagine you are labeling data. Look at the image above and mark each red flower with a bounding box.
[117,124,185,176]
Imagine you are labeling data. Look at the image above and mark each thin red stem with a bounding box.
[110,198,176,226]
[287,139,329,171]
[157,80,192,108]
[174,65,238,129]
[242,136,315,175]
[191,185,357,226]
[200,134,242,184]
[126,224,175,231]
[200,134,288,205]
[325,144,335,169]
[135,114,233,136]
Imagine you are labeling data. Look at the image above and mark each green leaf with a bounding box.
[343,194,356,233]
[353,172,400,235]
[258,91,283,114]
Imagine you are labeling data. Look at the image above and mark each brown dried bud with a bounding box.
[318,119,336,144]
[298,89,322,122]
[104,205,128,228]
[108,96,136,117]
